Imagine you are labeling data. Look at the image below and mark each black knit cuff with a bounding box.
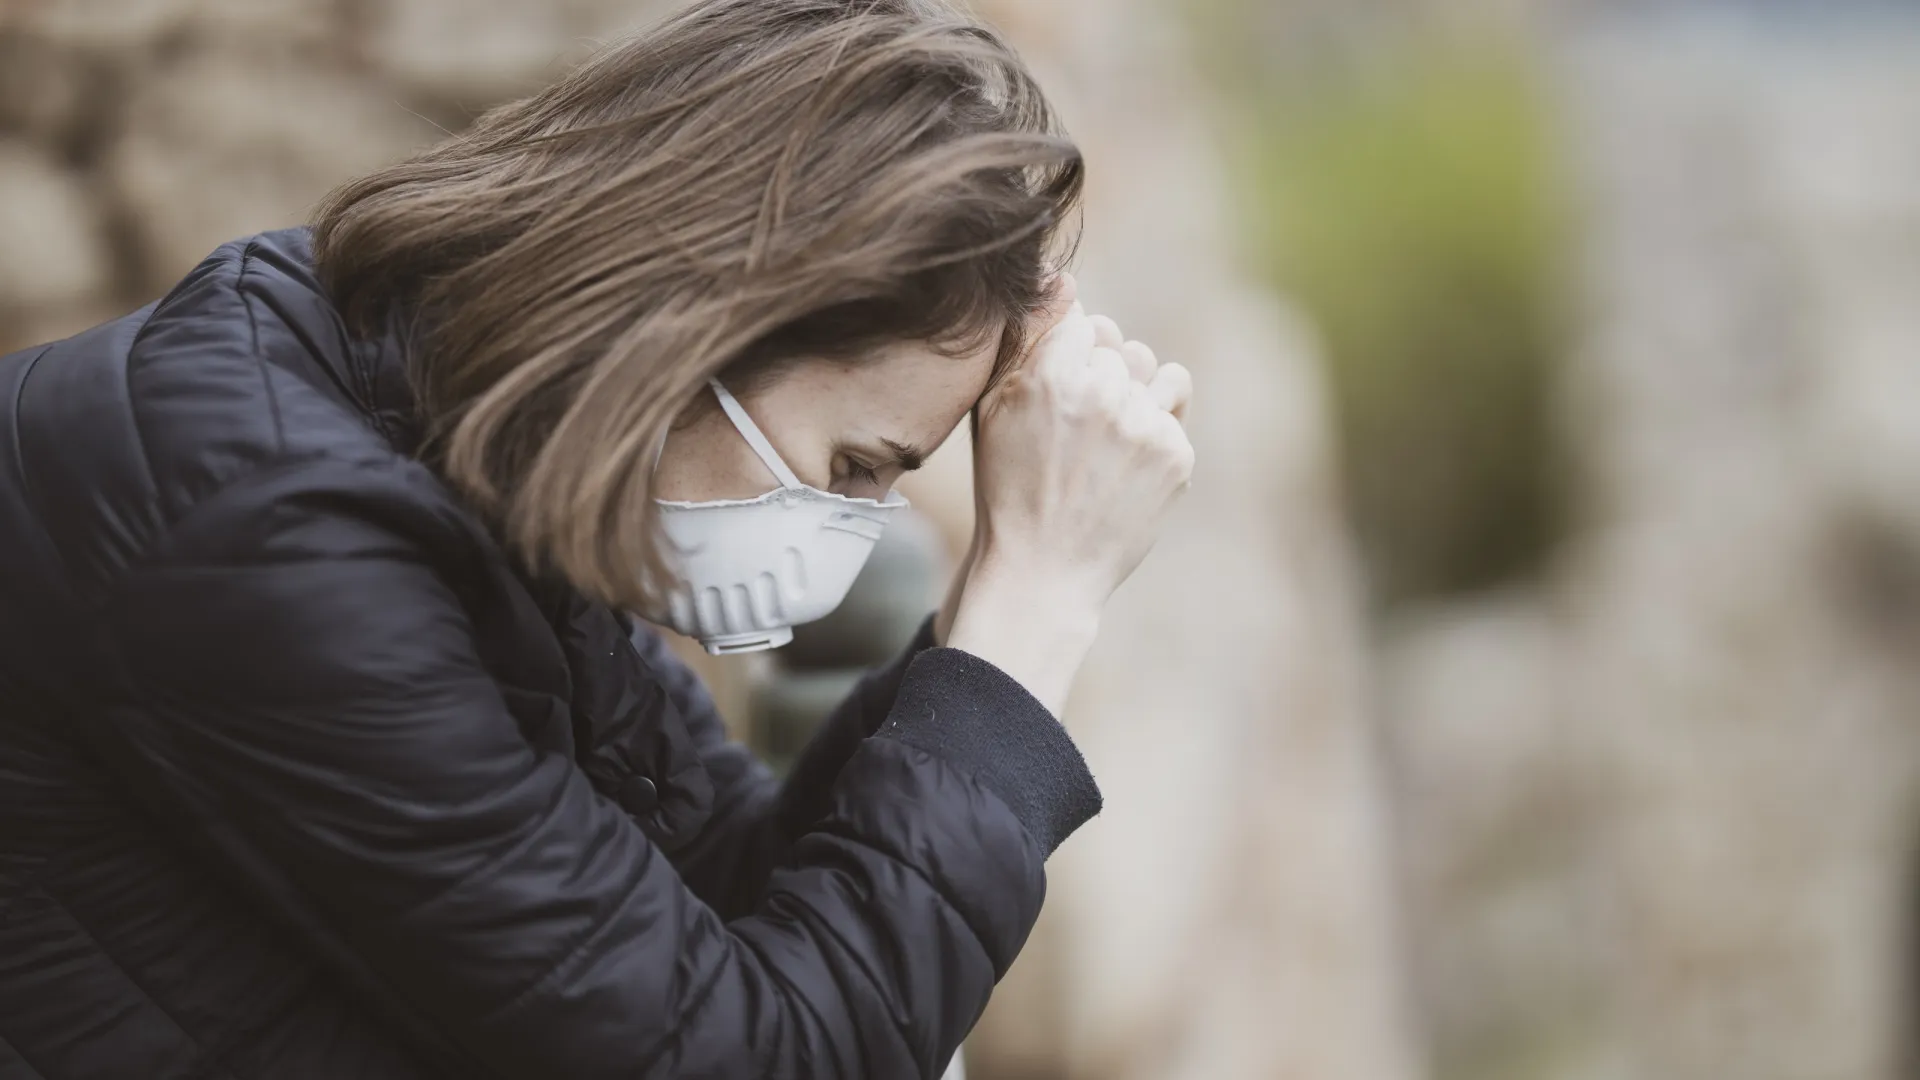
[874,647,1102,857]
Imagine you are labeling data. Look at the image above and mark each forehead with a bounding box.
[783,335,1000,447]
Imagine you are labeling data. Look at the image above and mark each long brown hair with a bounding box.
[312,0,1082,608]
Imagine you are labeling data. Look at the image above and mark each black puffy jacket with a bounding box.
[0,229,1101,1080]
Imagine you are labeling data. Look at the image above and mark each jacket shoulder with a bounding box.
[7,230,396,605]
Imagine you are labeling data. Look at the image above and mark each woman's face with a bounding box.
[654,337,999,503]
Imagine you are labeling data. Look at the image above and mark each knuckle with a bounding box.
[1056,377,1098,418]
[1089,368,1128,405]
[1154,421,1195,464]
[1038,363,1076,399]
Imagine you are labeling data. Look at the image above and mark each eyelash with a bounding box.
[843,459,880,486]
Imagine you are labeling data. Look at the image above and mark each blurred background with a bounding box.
[5,0,1920,1077]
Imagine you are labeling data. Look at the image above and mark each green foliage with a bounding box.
[1225,38,1573,606]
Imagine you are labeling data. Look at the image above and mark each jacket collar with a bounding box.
[249,226,425,459]
[350,309,427,459]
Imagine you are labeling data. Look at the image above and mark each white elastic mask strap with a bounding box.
[709,379,805,491]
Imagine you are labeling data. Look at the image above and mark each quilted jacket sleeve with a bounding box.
[632,618,940,919]
[93,459,1102,1080]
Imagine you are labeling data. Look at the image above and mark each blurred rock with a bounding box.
[106,52,434,291]
[0,28,97,150]
[1379,598,1622,1080]
[1387,12,1920,1080]
[9,0,193,55]
[362,0,581,104]
[362,0,668,105]
[178,0,340,50]
[1557,16,1920,1080]
[0,141,110,309]
[15,0,338,56]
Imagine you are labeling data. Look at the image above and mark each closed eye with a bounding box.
[832,438,923,495]
[844,459,880,486]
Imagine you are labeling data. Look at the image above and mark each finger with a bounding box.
[1120,339,1157,383]
[1036,309,1096,376]
[1087,345,1130,388]
[1089,314,1124,352]
[1146,361,1193,421]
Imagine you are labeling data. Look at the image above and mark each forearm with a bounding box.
[933,523,977,647]
[943,553,1102,717]
[682,539,1110,904]
[773,617,936,824]
[672,618,937,916]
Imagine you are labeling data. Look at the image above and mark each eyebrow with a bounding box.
[880,438,926,472]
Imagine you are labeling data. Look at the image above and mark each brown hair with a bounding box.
[312,0,1082,608]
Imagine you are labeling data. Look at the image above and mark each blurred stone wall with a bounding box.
[0,0,706,355]
[0,2,1417,1078]
[1378,9,1920,1080]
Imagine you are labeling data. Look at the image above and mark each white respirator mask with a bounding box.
[637,379,908,655]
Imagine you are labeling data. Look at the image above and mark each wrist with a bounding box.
[952,569,1102,651]
[968,543,1108,623]
[946,556,1103,716]
[932,533,981,647]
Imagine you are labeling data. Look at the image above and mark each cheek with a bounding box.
[755,414,840,489]
[724,389,841,490]
[653,407,798,501]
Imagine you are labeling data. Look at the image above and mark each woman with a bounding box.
[0,1,1193,1077]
